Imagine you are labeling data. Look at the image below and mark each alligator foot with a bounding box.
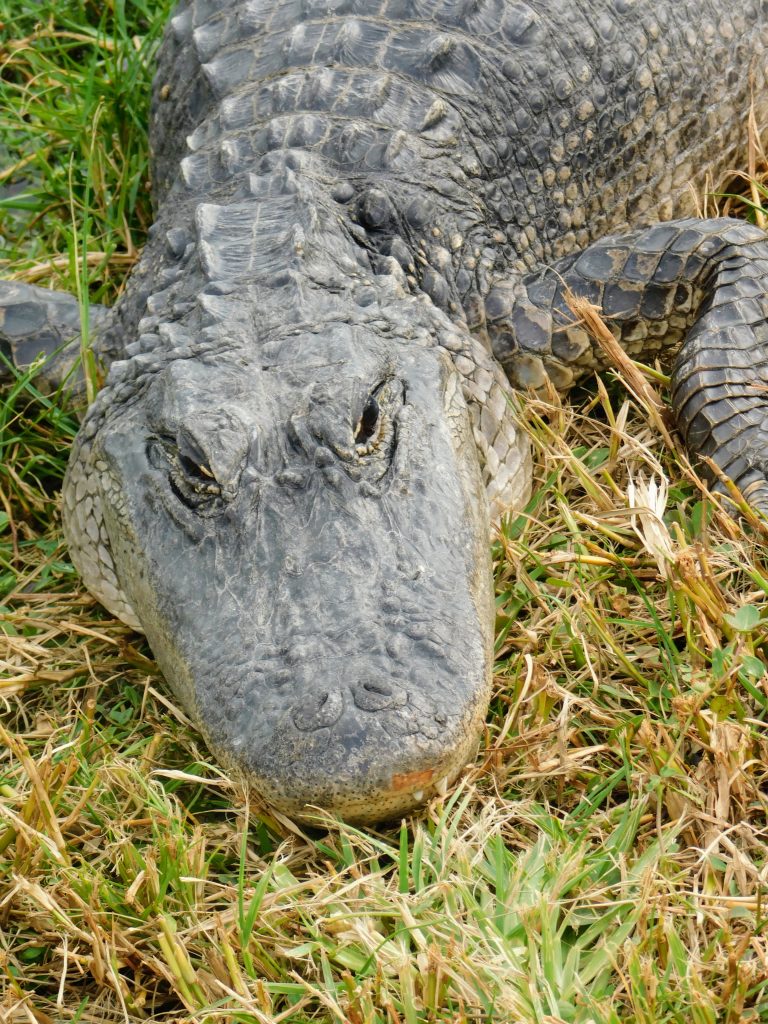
[486,217,768,510]
[0,280,110,397]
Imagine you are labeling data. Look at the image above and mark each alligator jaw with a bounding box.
[201,637,493,824]
[225,711,486,825]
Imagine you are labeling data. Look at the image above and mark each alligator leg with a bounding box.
[0,280,112,397]
[486,218,768,509]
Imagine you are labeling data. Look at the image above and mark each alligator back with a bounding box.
[149,0,768,276]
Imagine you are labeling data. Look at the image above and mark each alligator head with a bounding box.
[65,315,496,822]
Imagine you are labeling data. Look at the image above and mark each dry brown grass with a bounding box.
[4,367,768,1021]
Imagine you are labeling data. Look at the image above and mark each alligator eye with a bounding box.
[355,394,381,446]
[172,449,222,507]
[178,450,216,485]
[148,435,223,512]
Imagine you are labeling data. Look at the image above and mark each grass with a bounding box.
[2,2,768,1021]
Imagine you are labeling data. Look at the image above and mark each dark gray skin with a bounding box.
[5,0,768,821]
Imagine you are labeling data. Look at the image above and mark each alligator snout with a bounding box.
[208,672,481,822]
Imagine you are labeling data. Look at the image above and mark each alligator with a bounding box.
[3,0,768,823]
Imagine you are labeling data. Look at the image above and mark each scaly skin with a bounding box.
[3,1,768,821]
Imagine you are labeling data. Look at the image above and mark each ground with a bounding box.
[2,3,768,1022]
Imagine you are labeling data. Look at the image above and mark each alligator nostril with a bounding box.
[353,679,407,712]
[364,681,392,696]
[292,689,344,731]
